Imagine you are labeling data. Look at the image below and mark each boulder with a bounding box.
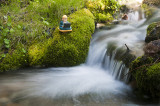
[130,56,160,97]
[29,9,95,67]
[144,39,160,55]
[145,21,160,43]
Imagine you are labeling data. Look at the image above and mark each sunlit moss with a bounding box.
[29,9,95,67]
[86,0,120,23]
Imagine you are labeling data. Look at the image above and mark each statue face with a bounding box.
[62,17,67,22]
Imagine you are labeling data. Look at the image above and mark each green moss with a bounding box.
[146,22,157,36]
[0,44,28,72]
[97,13,113,23]
[28,42,46,66]
[130,56,160,97]
[29,9,95,67]
[145,21,160,43]
[146,63,160,97]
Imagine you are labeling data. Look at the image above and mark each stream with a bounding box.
[0,5,160,106]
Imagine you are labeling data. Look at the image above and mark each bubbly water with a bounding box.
[0,7,160,106]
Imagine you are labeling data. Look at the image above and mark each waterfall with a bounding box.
[86,8,160,83]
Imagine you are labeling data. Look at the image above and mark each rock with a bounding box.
[144,39,160,55]
[28,9,95,67]
[96,23,105,28]
[0,97,10,104]
[145,21,160,43]
[130,56,160,98]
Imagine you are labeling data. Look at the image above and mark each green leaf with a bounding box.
[5,45,10,48]
[1,54,6,58]
[0,26,3,29]
[3,16,7,19]
[22,48,26,53]
[18,25,22,29]
[4,39,10,45]
[10,28,15,33]
[4,28,10,33]
[7,23,11,26]
[43,21,50,25]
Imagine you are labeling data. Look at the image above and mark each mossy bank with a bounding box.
[0,0,96,72]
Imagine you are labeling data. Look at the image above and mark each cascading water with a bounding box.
[0,6,160,106]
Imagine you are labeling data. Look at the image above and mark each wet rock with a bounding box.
[0,97,10,104]
[96,23,105,28]
[145,21,160,43]
[144,39,160,55]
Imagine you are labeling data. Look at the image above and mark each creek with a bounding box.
[0,5,160,106]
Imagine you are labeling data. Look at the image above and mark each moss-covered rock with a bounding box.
[130,56,160,97]
[29,9,95,67]
[146,63,160,97]
[145,21,160,43]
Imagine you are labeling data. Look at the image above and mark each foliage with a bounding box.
[28,0,87,26]
[86,0,120,23]
[29,9,95,67]
[0,0,91,71]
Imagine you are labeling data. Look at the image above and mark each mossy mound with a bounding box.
[29,9,95,67]
[130,56,160,97]
[145,21,160,43]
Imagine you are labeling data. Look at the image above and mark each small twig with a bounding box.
[125,44,130,51]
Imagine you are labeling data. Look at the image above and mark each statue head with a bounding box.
[62,15,68,22]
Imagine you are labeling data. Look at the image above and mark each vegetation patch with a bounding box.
[130,56,160,97]
[86,0,120,23]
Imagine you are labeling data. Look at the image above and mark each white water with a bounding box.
[28,65,130,98]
